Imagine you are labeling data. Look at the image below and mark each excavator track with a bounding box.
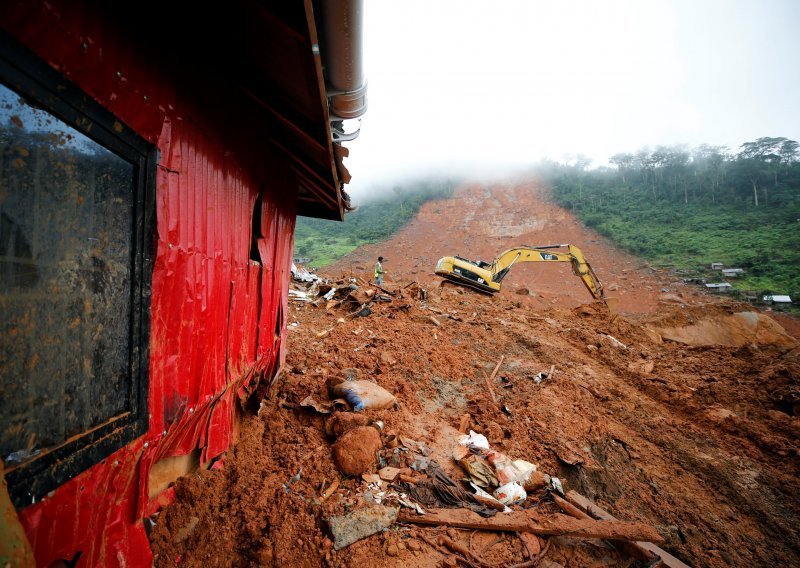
[439,274,496,295]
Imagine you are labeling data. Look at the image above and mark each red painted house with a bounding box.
[0,1,366,565]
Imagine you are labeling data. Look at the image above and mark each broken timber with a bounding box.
[397,508,664,543]
[566,491,689,568]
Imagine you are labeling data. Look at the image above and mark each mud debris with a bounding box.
[149,183,800,568]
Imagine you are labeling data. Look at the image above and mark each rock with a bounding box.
[522,470,548,492]
[516,287,530,295]
[326,412,370,438]
[327,505,399,550]
[380,351,397,366]
[332,426,382,476]
[586,344,598,352]
[443,556,459,568]
[407,539,421,552]
[397,541,406,551]
[386,544,399,557]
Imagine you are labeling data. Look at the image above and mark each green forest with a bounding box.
[541,136,800,300]
[294,178,459,267]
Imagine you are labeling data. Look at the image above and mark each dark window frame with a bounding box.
[0,30,155,509]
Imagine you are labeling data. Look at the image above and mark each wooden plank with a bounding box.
[565,491,690,568]
[397,509,664,543]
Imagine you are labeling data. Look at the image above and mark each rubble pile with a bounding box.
[149,270,799,567]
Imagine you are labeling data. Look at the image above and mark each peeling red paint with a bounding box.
[2,1,302,565]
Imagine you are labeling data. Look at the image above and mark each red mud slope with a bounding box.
[150,181,800,568]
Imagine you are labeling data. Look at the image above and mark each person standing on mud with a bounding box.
[374,256,386,285]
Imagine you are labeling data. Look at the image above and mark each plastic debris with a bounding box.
[282,468,302,493]
[5,448,41,465]
[487,452,537,486]
[550,476,564,495]
[493,481,527,505]
[332,380,397,411]
[459,430,490,452]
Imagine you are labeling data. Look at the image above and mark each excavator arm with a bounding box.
[434,243,604,299]
[489,244,604,299]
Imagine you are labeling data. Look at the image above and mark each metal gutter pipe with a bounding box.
[319,0,367,132]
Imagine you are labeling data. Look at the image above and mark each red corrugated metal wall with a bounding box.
[3,2,298,565]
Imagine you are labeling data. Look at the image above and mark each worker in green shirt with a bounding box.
[374,256,386,285]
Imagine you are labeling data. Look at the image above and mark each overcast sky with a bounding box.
[342,0,800,199]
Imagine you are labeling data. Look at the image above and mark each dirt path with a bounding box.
[150,181,800,567]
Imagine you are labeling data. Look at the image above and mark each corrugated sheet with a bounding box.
[2,1,301,565]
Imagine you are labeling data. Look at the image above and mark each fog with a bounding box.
[342,0,800,200]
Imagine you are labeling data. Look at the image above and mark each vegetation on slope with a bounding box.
[294,178,459,267]
[540,137,800,300]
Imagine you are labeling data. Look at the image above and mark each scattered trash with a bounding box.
[397,494,426,515]
[362,473,381,484]
[396,462,500,517]
[282,468,302,493]
[378,467,401,482]
[458,454,498,489]
[469,482,509,512]
[521,470,549,492]
[353,306,372,318]
[321,478,340,500]
[291,263,320,283]
[534,365,556,385]
[493,481,527,505]
[600,333,627,350]
[5,448,40,465]
[487,452,536,486]
[410,456,430,472]
[459,430,490,452]
[327,504,399,550]
[323,288,337,301]
[300,396,347,415]
[550,477,564,495]
[332,380,397,411]
[400,437,430,456]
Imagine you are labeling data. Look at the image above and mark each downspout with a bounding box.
[318,0,367,143]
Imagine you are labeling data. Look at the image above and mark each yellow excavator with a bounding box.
[434,244,604,299]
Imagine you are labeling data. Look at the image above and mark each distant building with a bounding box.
[763,295,792,304]
[721,268,745,277]
[711,262,724,270]
[706,283,733,292]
